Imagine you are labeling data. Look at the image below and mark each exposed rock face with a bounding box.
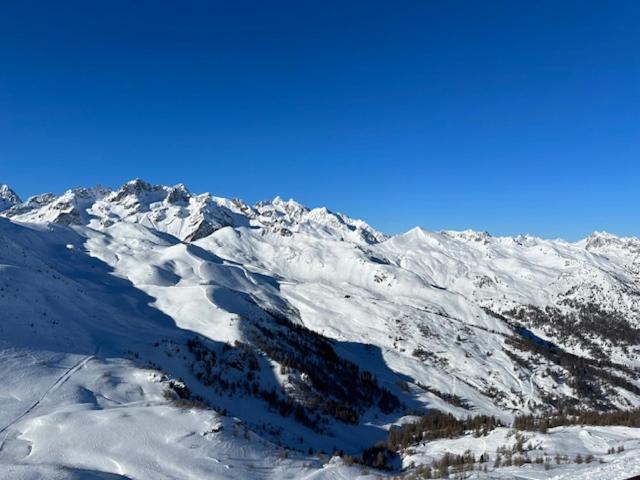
[0,184,22,212]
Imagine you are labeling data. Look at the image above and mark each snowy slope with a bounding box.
[1,179,639,479]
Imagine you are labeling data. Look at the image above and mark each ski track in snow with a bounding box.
[0,349,97,439]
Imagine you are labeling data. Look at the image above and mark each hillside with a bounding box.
[1,179,639,480]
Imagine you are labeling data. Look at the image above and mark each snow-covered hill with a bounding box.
[1,179,639,480]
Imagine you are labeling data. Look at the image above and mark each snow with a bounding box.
[0,179,639,479]
[404,426,640,479]
[0,184,21,212]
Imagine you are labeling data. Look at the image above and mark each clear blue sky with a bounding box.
[1,1,638,239]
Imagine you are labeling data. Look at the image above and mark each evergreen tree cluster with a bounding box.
[415,383,471,410]
[506,302,640,359]
[485,306,640,410]
[250,310,401,422]
[387,410,503,451]
[183,306,402,432]
[514,408,640,432]
[185,336,323,431]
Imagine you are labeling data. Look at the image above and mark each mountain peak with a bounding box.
[1,186,110,224]
[405,226,432,237]
[0,184,21,211]
[165,183,192,205]
[583,230,640,254]
[266,195,308,212]
[441,229,492,243]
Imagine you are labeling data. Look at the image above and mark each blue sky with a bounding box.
[1,1,638,239]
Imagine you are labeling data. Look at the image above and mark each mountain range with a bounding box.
[0,179,639,480]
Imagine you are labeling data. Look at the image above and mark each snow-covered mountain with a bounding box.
[3,179,384,245]
[1,179,639,480]
[0,184,21,212]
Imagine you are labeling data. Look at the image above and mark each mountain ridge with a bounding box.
[1,179,639,479]
[2,179,636,245]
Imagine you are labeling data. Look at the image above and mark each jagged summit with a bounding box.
[580,230,640,274]
[0,179,387,245]
[0,184,21,211]
[583,230,636,249]
[3,186,110,224]
[440,229,492,243]
[269,195,306,210]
